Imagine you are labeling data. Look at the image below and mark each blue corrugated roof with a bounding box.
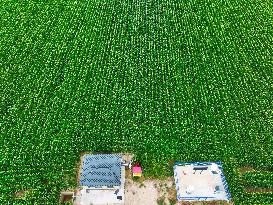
[80,154,122,187]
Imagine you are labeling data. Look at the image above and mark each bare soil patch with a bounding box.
[245,188,273,193]
[125,175,177,205]
[238,167,255,174]
[14,190,26,198]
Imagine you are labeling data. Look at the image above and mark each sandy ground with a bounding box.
[124,174,177,205]
[123,153,177,205]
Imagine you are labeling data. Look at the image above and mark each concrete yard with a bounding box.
[174,163,230,202]
[78,188,124,205]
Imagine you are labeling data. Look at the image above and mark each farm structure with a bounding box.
[132,163,142,177]
[74,154,126,205]
[174,162,231,203]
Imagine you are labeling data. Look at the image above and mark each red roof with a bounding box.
[133,166,142,173]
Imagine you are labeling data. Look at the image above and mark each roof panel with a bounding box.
[80,154,122,187]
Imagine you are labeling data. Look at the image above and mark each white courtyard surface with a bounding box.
[75,166,125,205]
[174,163,229,201]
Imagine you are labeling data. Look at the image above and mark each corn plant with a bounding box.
[0,0,272,204]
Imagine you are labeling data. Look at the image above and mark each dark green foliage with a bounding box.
[0,0,272,204]
[242,171,273,189]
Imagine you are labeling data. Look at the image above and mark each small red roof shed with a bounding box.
[132,166,142,177]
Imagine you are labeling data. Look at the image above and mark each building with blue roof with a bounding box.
[77,154,125,205]
[80,154,122,188]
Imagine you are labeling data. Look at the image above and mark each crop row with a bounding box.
[242,171,273,189]
[1,0,273,204]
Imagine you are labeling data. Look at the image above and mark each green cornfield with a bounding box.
[0,0,273,204]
